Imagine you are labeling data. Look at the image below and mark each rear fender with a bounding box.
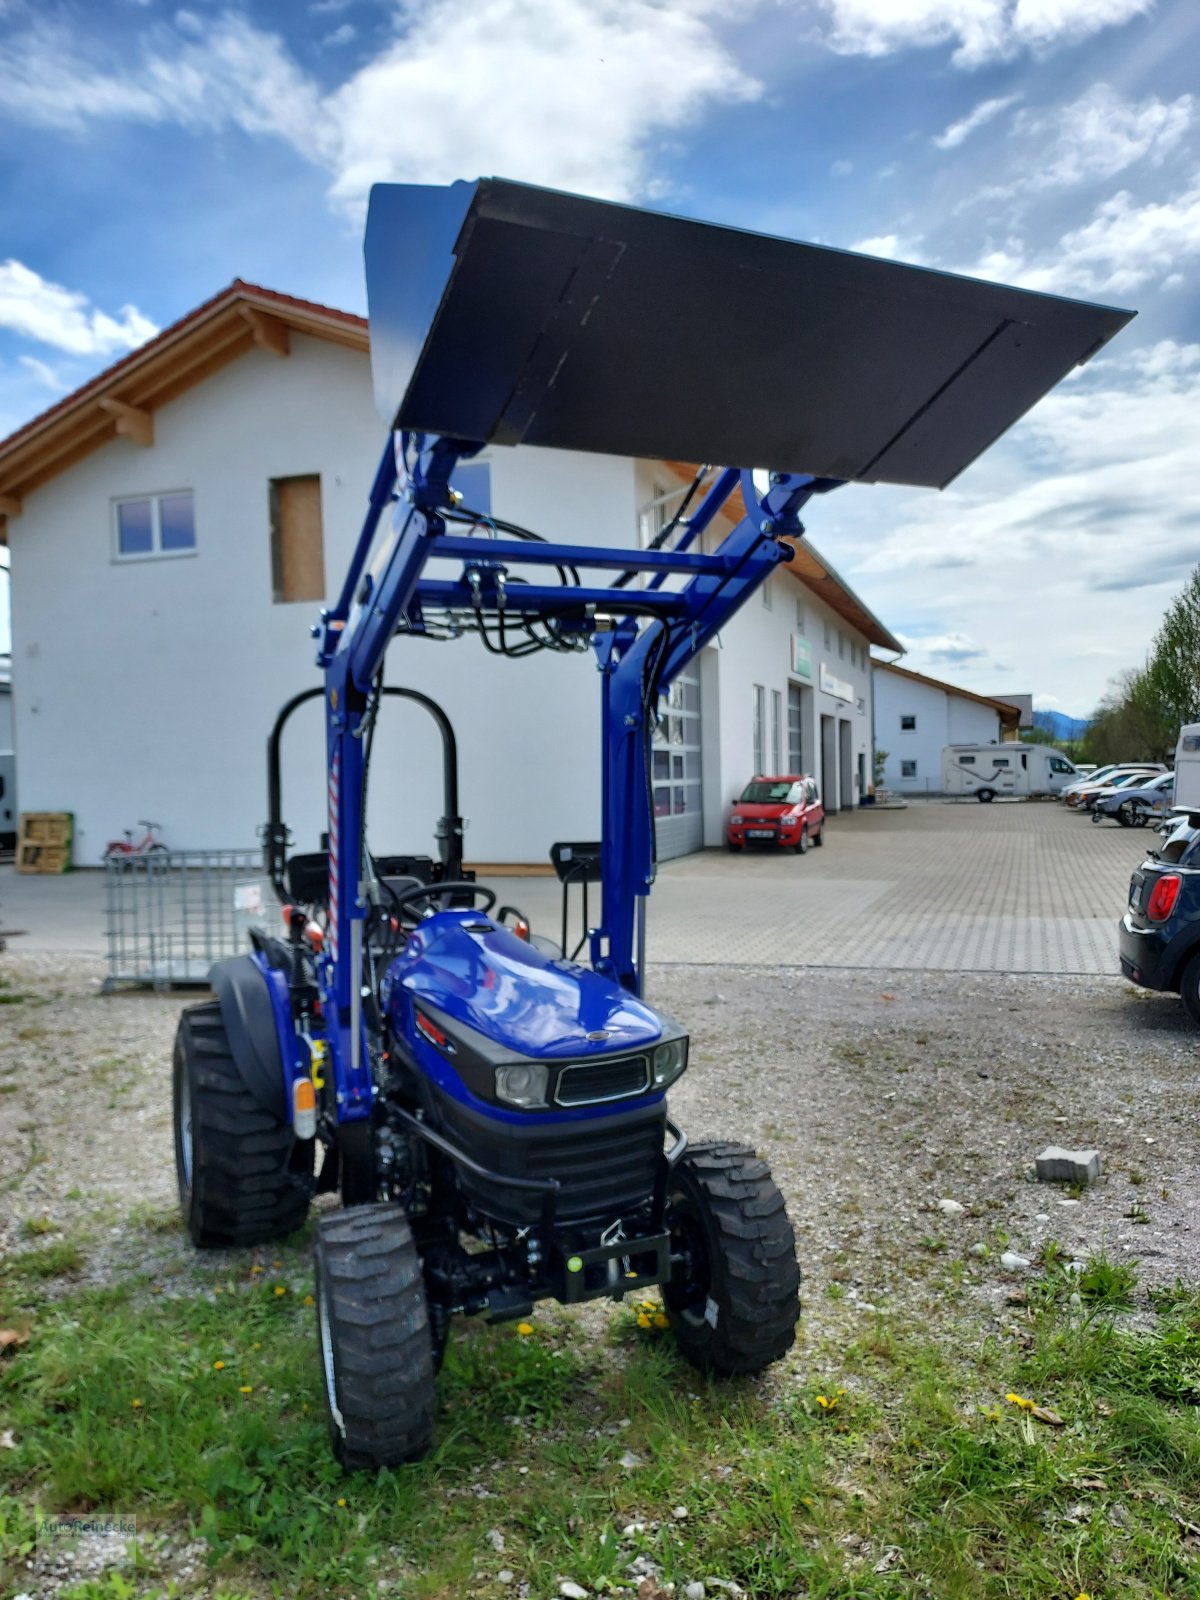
[209,953,300,1123]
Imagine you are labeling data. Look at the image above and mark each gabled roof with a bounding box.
[0,281,368,540]
[664,463,903,652]
[873,658,1022,728]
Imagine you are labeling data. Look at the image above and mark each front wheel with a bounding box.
[1092,809,1105,826]
[315,1205,436,1471]
[811,824,823,847]
[977,789,995,804]
[663,1140,800,1375]
[794,828,809,855]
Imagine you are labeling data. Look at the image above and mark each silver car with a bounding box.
[1091,770,1174,827]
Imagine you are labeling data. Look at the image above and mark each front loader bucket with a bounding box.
[364,178,1133,490]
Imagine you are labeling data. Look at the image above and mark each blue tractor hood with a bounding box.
[385,912,667,1059]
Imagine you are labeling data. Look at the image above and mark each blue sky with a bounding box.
[1,0,1198,714]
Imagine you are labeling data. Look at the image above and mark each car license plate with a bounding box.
[747,829,773,839]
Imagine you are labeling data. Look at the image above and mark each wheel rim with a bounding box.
[799,830,808,853]
[317,1273,347,1439]
[177,1073,193,1188]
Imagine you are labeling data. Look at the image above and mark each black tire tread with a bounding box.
[315,1204,435,1470]
[176,1002,311,1248]
[665,1139,800,1376]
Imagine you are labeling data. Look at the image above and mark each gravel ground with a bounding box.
[3,951,1200,1326]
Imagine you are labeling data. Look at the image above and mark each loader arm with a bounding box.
[312,175,1134,1121]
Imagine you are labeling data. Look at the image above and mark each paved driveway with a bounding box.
[648,799,1149,975]
[0,800,1151,977]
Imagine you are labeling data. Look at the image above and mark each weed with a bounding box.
[2,1241,84,1280]
[1076,1253,1138,1309]
[21,1217,54,1238]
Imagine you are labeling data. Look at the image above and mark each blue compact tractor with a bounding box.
[171,178,1132,1468]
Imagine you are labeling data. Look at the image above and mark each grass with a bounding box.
[4,1233,1200,1599]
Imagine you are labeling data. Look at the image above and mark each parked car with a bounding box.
[1092,771,1174,827]
[1069,766,1165,810]
[1120,815,1200,1023]
[1062,762,1123,802]
[727,775,824,853]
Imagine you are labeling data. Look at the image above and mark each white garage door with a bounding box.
[652,666,703,861]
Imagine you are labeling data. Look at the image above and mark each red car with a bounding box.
[726,775,825,854]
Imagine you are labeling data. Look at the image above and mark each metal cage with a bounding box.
[103,849,271,991]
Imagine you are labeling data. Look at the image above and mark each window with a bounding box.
[787,683,803,770]
[795,600,805,634]
[823,622,832,650]
[454,460,492,516]
[994,757,1010,768]
[960,754,976,765]
[838,630,845,659]
[900,714,916,731]
[752,684,765,773]
[901,760,918,778]
[270,475,325,604]
[771,689,782,771]
[114,492,195,559]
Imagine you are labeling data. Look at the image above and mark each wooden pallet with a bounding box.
[16,811,74,874]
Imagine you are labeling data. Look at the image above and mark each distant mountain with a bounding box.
[1032,709,1090,742]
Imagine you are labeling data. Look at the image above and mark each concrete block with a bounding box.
[1035,1146,1101,1186]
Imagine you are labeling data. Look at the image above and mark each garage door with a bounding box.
[652,666,703,861]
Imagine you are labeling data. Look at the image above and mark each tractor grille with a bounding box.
[554,1053,651,1107]
[527,1117,663,1219]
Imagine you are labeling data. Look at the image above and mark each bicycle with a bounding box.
[103,819,169,861]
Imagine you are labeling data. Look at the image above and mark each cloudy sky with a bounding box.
[0,0,1197,714]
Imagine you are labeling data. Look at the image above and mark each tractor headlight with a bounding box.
[651,1037,688,1089]
[495,1062,550,1109]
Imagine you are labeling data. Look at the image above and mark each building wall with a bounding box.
[874,669,1002,793]
[7,335,631,864]
[0,685,12,752]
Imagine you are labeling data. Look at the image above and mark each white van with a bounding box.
[942,743,1077,802]
[1174,725,1200,812]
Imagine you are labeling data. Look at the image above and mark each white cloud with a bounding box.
[0,261,158,356]
[849,231,926,263]
[18,353,69,393]
[979,183,1200,299]
[0,3,760,216]
[323,0,760,213]
[933,93,1019,149]
[816,0,1154,68]
[1012,84,1193,189]
[322,22,356,45]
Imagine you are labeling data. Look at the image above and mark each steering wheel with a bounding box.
[387,881,497,919]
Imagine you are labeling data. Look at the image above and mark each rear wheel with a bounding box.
[663,1140,800,1375]
[977,789,995,803]
[315,1204,436,1471]
[173,1002,312,1248]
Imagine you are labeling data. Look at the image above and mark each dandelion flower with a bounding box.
[337,1497,347,1508]
[636,1313,651,1328]
[131,1398,143,1409]
[250,1265,264,1275]
[1005,1393,1035,1412]
[303,1294,314,1307]
[213,1360,225,1371]
[653,1315,670,1329]
[273,1285,286,1297]
[239,1385,254,1395]
[517,1322,534,1336]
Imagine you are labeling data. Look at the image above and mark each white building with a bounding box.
[0,281,898,867]
[872,660,1020,795]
